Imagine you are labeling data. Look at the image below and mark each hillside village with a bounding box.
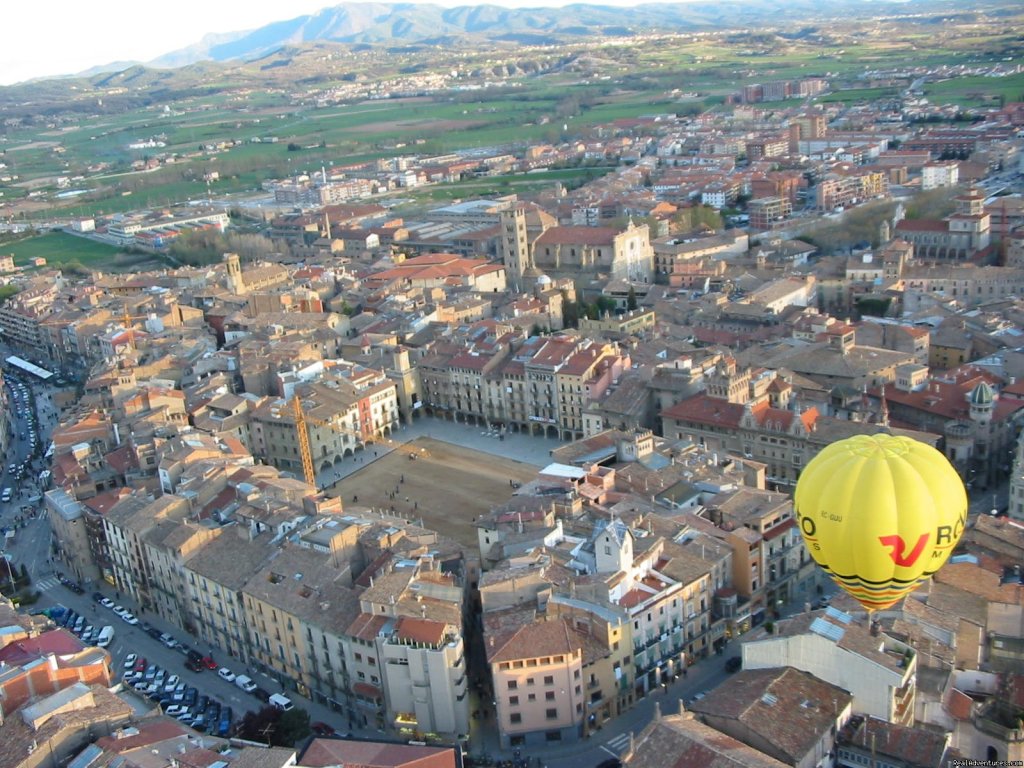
[1,79,1024,768]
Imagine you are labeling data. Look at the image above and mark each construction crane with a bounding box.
[290,395,426,489]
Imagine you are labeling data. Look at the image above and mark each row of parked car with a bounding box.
[56,606,111,646]
[91,591,140,625]
[122,654,234,736]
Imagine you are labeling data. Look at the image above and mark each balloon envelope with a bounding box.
[794,433,967,612]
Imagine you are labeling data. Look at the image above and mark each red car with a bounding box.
[311,722,336,737]
[202,656,217,670]
[134,657,147,673]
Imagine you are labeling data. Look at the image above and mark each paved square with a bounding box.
[326,437,538,549]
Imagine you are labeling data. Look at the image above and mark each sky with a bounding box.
[3,0,645,86]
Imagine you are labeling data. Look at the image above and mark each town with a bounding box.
[0,5,1022,768]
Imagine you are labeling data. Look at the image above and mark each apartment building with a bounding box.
[184,528,277,664]
[742,607,918,725]
[242,544,362,707]
[690,667,852,767]
[815,167,888,211]
[487,613,586,749]
[139,509,222,630]
[748,197,793,231]
[249,376,399,480]
[344,559,469,738]
[922,160,960,190]
[569,520,711,695]
[421,335,629,441]
[703,488,818,617]
[0,281,61,351]
[102,493,191,609]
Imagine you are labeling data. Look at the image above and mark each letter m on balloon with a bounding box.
[879,533,929,567]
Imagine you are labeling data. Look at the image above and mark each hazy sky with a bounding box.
[3,0,640,86]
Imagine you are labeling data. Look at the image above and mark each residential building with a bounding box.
[486,613,586,749]
[689,666,853,768]
[742,607,918,725]
[835,714,954,768]
[622,711,788,767]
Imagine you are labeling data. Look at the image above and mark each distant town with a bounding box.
[0,21,1023,768]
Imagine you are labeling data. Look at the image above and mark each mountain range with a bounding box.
[147,0,984,70]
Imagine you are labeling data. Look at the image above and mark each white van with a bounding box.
[269,693,293,711]
[235,674,257,693]
[97,625,115,647]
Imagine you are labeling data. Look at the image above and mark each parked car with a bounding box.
[725,656,742,673]
[123,653,138,670]
[217,668,236,683]
[251,687,271,703]
[185,658,203,673]
[234,674,257,693]
[311,722,336,737]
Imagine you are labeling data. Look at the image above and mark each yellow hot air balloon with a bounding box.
[794,433,967,613]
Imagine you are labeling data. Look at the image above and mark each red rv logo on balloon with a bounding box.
[878,533,929,567]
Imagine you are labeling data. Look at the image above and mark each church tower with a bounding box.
[500,206,532,292]
[224,252,244,295]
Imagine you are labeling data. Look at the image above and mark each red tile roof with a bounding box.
[662,394,746,429]
[0,628,84,663]
[394,617,448,646]
[535,226,619,246]
[301,738,456,768]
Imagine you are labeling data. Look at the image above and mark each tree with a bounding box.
[626,285,638,311]
[236,705,310,747]
[18,563,30,586]
[277,707,311,745]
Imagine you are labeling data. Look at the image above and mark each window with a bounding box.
[545,691,555,701]
[546,708,558,720]
[544,675,554,685]
[509,696,519,705]
[527,678,535,686]
[507,680,518,690]
[510,713,522,724]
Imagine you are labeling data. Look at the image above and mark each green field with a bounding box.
[1,8,1021,223]
[0,231,123,268]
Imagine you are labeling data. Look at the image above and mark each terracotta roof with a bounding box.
[627,712,788,767]
[300,738,456,768]
[535,225,619,246]
[393,617,449,646]
[486,616,581,664]
[0,628,84,662]
[839,715,950,766]
[896,220,949,232]
[662,395,745,429]
[691,667,851,761]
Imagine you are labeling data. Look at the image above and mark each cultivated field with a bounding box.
[1,231,123,268]
[326,437,537,549]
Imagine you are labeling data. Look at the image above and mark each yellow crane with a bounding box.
[290,395,426,489]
